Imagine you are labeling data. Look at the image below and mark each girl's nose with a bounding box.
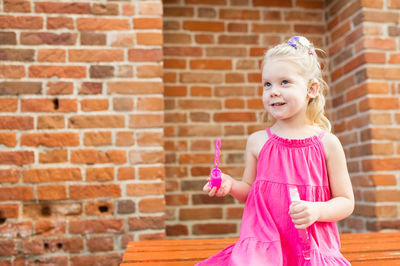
[270,89,281,97]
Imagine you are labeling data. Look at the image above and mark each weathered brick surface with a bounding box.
[327,0,400,232]
[0,0,164,264]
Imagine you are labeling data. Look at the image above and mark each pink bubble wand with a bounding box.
[209,138,222,190]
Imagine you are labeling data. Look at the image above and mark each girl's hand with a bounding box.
[289,201,321,229]
[203,173,233,197]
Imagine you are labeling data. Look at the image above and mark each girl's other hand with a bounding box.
[203,173,233,197]
[289,201,321,229]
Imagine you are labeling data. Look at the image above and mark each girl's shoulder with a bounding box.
[247,129,269,157]
[320,132,345,159]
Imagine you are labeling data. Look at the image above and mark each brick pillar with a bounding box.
[327,0,400,232]
[0,0,165,264]
[163,0,326,238]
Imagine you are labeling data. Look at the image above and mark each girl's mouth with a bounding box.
[271,102,285,106]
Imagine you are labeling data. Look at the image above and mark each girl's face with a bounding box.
[262,59,313,123]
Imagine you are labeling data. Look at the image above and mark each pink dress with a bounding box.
[197,128,351,266]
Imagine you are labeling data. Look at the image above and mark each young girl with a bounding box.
[198,36,354,265]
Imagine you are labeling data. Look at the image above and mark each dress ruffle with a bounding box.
[196,237,283,266]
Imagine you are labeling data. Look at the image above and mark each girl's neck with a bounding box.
[272,120,318,139]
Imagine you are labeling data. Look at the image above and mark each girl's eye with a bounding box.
[264,82,271,88]
[282,80,289,85]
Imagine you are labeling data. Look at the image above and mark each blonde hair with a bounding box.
[262,37,331,132]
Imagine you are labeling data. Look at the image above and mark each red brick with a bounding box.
[137,32,163,45]
[35,2,90,13]
[366,67,400,80]
[139,232,165,240]
[22,237,83,254]
[0,151,34,165]
[22,98,77,112]
[39,149,68,164]
[79,82,103,95]
[85,200,114,216]
[129,149,164,164]
[122,4,135,16]
[0,204,18,219]
[130,114,163,128]
[180,208,222,220]
[190,59,232,70]
[0,240,17,256]
[29,65,86,78]
[0,187,34,201]
[126,183,165,196]
[23,168,81,183]
[138,166,165,180]
[227,23,248,32]
[128,49,163,62]
[139,198,165,213]
[252,23,291,33]
[0,116,33,130]
[70,254,122,266]
[108,81,163,94]
[23,203,82,219]
[253,0,291,6]
[87,236,114,252]
[81,99,109,112]
[37,185,67,200]
[220,9,260,20]
[133,18,162,29]
[128,215,165,232]
[193,223,237,235]
[137,97,164,111]
[138,1,162,15]
[361,0,383,8]
[137,132,163,147]
[46,82,73,95]
[47,17,74,29]
[0,132,17,147]
[77,18,130,30]
[69,115,124,128]
[359,97,399,111]
[0,15,43,29]
[164,47,202,57]
[21,132,79,147]
[21,32,77,45]
[69,218,124,234]
[389,0,400,8]
[37,116,64,129]
[0,65,25,78]
[0,169,19,183]
[214,112,256,122]
[86,167,114,182]
[137,65,163,78]
[69,49,123,62]
[70,184,121,199]
[84,131,112,146]
[71,149,126,164]
[166,224,188,236]
[183,21,224,32]
[117,167,135,181]
[91,3,118,15]
[362,158,400,171]
[115,131,134,146]
[363,38,397,50]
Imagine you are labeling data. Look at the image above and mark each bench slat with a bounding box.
[122,232,400,265]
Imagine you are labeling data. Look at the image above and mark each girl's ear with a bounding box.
[307,81,319,98]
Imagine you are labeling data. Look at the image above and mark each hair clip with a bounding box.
[288,36,314,55]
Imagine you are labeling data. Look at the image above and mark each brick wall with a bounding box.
[0,0,164,265]
[326,0,400,232]
[163,0,327,238]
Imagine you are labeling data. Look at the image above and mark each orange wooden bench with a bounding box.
[121,232,400,266]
